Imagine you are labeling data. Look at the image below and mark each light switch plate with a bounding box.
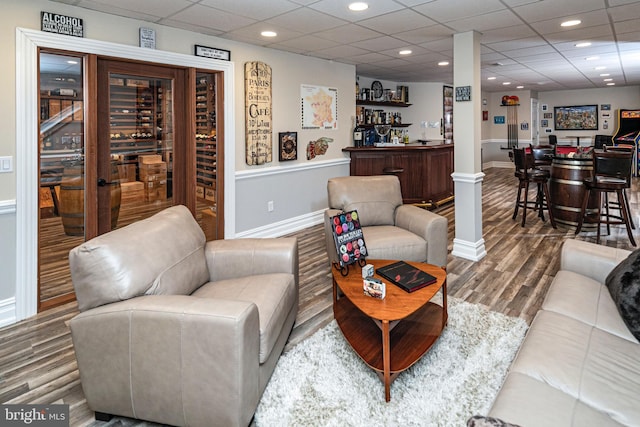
[0,156,13,173]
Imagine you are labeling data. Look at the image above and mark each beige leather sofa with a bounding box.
[324,175,448,268]
[69,205,298,427]
[489,239,640,427]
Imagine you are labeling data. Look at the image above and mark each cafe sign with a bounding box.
[244,61,272,165]
[41,12,84,37]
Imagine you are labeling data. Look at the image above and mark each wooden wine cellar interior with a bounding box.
[38,51,222,310]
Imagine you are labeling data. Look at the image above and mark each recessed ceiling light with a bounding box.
[603,78,613,82]
[503,82,511,85]
[438,61,449,66]
[399,50,412,55]
[487,77,497,80]
[516,85,524,89]
[585,56,599,61]
[600,73,610,77]
[348,2,368,11]
[575,42,592,48]
[607,82,616,86]
[261,31,277,37]
[595,66,607,70]
[561,20,581,27]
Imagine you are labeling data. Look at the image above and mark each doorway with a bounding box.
[37,51,222,310]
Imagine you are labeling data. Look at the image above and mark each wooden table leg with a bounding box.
[382,320,391,402]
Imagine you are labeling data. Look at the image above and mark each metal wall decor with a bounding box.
[245,61,272,165]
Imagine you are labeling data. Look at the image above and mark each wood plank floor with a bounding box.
[2,166,638,426]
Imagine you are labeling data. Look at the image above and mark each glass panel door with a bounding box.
[194,71,220,240]
[38,52,85,307]
[100,67,175,233]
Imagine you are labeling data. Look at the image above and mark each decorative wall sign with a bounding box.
[601,104,611,111]
[301,84,338,130]
[455,86,471,102]
[306,137,334,160]
[245,61,272,165]
[41,12,83,37]
[482,111,488,121]
[279,132,297,161]
[494,116,505,124]
[554,105,598,130]
[541,119,549,127]
[195,45,231,61]
[139,27,156,49]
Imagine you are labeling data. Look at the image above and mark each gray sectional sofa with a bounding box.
[489,239,640,427]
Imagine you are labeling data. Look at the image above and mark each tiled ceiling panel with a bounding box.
[56,0,640,91]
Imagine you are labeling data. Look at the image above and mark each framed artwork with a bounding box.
[301,84,338,129]
[554,105,598,130]
[541,119,548,127]
[278,131,297,161]
[541,104,548,111]
[543,112,553,119]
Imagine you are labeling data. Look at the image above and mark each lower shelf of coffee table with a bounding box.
[334,294,446,373]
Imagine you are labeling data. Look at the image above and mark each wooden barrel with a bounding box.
[549,157,598,230]
[59,162,121,236]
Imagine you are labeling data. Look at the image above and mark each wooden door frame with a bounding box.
[19,28,235,319]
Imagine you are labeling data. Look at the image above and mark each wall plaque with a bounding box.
[245,61,272,165]
[41,12,83,37]
[455,85,471,102]
[195,45,231,61]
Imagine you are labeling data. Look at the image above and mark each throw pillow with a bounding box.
[605,248,640,341]
[467,415,521,427]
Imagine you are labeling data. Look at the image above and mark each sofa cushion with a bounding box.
[543,270,638,342]
[362,225,427,262]
[490,372,626,427]
[192,273,297,364]
[605,249,640,341]
[70,205,210,311]
[506,310,640,426]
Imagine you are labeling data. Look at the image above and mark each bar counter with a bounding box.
[343,142,454,207]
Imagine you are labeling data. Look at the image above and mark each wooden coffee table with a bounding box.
[332,259,447,402]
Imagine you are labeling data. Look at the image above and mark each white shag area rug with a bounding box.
[255,297,528,427]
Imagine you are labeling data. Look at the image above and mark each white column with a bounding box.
[451,31,486,261]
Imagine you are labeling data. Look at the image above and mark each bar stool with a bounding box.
[575,150,636,246]
[603,145,635,229]
[512,148,557,228]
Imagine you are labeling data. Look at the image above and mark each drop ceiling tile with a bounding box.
[77,0,191,18]
[609,3,640,21]
[393,25,455,45]
[314,24,382,44]
[480,25,538,44]
[351,36,411,51]
[264,8,347,33]
[513,0,606,23]
[485,36,548,53]
[412,0,507,22]
[223,22,304,44]
[75,0,166,21]
[198,0,300,20]
[314,44,372,59]
[357,9,437,33]
[528,9,610,34]
[168,3,256,31]
[308,0,405,22]
[272,35,341,52]
[447,10,524,33]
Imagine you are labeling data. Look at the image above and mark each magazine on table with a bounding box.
[376,261,437,293]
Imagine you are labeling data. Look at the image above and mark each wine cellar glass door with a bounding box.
[97,60,179,236]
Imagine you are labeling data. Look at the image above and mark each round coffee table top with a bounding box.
[332,259,446,321]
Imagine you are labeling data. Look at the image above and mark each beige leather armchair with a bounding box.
[69,205,298,427]
[324,175,448,269]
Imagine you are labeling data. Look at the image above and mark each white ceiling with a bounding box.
[51,0,640,92]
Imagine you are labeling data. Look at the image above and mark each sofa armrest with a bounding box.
[205,237,298,284]
[70,295,260,427]
[395,204,448,267]
[324,208,343,266]
[560,239,630,284]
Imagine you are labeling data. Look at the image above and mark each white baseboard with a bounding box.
[452,238,487,261]
[235,209,325,238]
[0,297,16,328]
[484,161,513,169]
